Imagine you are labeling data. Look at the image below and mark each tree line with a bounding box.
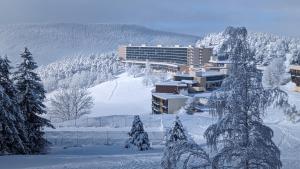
[0,48,52,154]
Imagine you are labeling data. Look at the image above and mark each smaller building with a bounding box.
[290,65,300,92]
[195,71,226,90]
[154,81,188,94]
[152,93,189,114]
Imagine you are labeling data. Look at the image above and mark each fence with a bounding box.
[45,130,165,147]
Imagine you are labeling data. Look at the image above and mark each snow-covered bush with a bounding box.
[48,87,94,121]
[125,115,150,151]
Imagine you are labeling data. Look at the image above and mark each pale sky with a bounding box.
[0,0,299,37]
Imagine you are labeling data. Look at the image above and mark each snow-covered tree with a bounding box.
[125,115,150,151]
[49,87,94,121]
[204,27,282,169]
[167,116,188,143]
[161,116,210,169]
[14,48,53,154]
[263,57,287,88]
[0,56,28,154]
[161,116,188,169]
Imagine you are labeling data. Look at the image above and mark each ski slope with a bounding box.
[87,73,153,117]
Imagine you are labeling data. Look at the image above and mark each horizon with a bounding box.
[0,0,299,37]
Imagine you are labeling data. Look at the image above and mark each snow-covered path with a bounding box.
[0,145,163,169]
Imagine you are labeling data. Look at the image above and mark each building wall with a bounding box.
[167,98,189,113]
[155,85,187,94]
[201,48,213,66]
[118,45,213,67]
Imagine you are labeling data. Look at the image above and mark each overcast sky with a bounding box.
[0,0,299,37]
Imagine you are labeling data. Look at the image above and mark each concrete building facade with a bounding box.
[118,45,212,68]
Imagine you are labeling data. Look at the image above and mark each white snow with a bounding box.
[87,73,153,117]
[1,73,300,169]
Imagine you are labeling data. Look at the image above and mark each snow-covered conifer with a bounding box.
[14,48,53,154]
[204,27,282,169]
[125,115,150,151]
[167,116,187,143]
[0,56,28,154]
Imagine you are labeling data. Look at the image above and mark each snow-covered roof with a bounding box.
[155,81,187,87]
[174,74,194,78]
[196,71,225,77]
[152,93,190,100]
[181,80,198,84]
[209,59,232,64]
[290,65,300,70]
[193,92,212,98]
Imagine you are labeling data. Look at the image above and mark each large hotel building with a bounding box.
[118,45,213,68]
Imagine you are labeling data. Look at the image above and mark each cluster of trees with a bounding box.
[37,53,121,92]
[0,48,52,155]
[161,27,284,169]
[198,27,300,66]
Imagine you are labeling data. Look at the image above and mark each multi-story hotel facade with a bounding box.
[118,45,212,68]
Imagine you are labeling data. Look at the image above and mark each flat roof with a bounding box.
[197,71,225,77]
[152,93,190,100]
[209,59,232,64]
[193,92,212,98]
[174,74,194,78]
[290,65,300,70]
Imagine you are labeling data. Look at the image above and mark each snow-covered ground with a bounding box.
[1,73,300,169]
[88,73,153,117]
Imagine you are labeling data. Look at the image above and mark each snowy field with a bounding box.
[1,74,300,169]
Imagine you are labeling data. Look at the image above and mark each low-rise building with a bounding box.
[152,93,189,114]
[290,65,300,92]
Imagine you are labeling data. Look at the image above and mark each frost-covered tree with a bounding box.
[161,116,211,169]
[204,27,282,169]
[125,115,150,151]
[167,116,188,143]
[0,56,28,154]
[36,53,121,92]
[263,57,287,88]
[14,48,53,154]
[162,116,188,169]
[49,87,94,121]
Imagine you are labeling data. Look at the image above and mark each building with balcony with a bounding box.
[152,93,189,114]
[118,45,212,68]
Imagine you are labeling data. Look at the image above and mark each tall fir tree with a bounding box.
[14,48,52,154]
[0,56,29,154]
[204,27,282,169]
[125,115,150,151]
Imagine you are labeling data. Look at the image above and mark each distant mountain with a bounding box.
[0,23,199,65]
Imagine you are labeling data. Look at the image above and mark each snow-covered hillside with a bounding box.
[88,73,153,116]
[0,23,199,64]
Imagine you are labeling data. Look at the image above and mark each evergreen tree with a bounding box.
[161,116,189,169]
[204,27,282,169]
[0,56,28,154]
[14,48,53,154]
[167,116,187,143]
[125,115,150,151]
